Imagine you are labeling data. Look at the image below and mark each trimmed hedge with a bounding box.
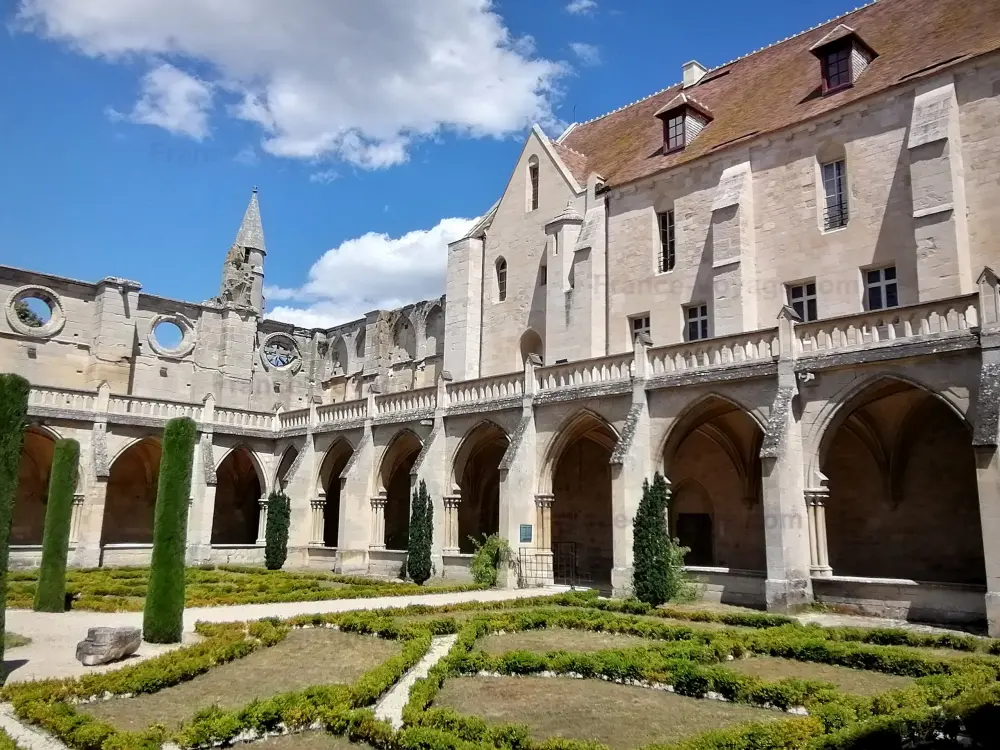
[264,490,291,570]
[143,417,197,643]
[0,373,30,673]
[34,439,80,612]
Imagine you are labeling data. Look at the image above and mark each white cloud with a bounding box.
[264,216,475,328]
[565,0,598,14]
[308,169,338,184]
[234,145,258,165]
[108,63,212,139]
[569,42,601,66]
[17,0,567,168]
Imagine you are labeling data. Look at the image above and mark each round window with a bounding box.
[153,320,184,350]
[5,285,66,338]
[264,337,299,369]
[14,296,52,328]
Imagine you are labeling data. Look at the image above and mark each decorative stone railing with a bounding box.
[28,386,97,413]
[648,329,780,375]
[794,295,979,356]
[277,408,311,430]
[535,352,634,391]
[214,406,273,431]
[317,398,367,426]
[107,394,202,421]
[375,387,437,417]
[446,371,524,406]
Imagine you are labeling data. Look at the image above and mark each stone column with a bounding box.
[805,483,832,577]
[443,494,461,554]
[309,496,326,547]
[532,493,555,585]
[256,496,269,545]
[69,493,85,545]
[370,494,387,549]
[73,478,107,568]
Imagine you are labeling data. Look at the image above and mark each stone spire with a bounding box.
[234,186,266,255]
[217,187,267,312]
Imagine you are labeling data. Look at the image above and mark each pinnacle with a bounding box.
[235,188,266,254]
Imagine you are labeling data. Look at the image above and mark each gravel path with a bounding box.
[0,703,70,750]
[375,634,458,730]
[3,586,567,684]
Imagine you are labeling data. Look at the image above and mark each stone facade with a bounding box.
[8,0,1000,634]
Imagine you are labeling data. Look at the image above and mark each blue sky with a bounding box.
[0,0,861,327]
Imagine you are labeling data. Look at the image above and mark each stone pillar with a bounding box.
[805,479,832,577]
[443,494,461,554]
[760,307,813,611]
[70,493,85,545]
[975,446,1000,636]
[370,494,387,549]
[309,496,326,547]
[532,493,555,585]
[256,496,269,545]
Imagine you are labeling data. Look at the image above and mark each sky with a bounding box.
[0,0,863,328]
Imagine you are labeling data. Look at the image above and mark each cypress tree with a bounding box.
[406,479,433,585]
[632,472,672,606]
[0,374,30,672]
[143,417,196,643]
[264,489,291,570]
[33,439,80,612]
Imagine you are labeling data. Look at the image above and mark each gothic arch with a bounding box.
[451,420,510,491]
[331,334,350,376]
[317,437,355,547]
[819,375,983,583]
[103,436,162,545]
[216,444,267,490]
[539,409,619,495]
[13,426,60,545]
[519,329,544,368]
[274,446,299,491]
[212,445,264,545]
[393,315,416,361]
[378,429,423,550]
[452,421,508,553]
[660,392,766,472]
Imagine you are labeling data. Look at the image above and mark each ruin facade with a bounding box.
[6,0,1000,634]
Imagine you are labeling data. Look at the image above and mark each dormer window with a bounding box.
[654,93,712,154]
[809,24,877,95]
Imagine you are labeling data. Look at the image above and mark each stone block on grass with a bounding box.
[75,626,141,666]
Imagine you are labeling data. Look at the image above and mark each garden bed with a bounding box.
[724,655,914,696]
[80,629,400,730]
[5,566,482,612]
[477,627,664,655]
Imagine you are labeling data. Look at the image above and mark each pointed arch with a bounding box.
[424,304,445,358]
[495,257,508,302]
[318,437,355,547]
[274,445,299,491]
[393,315,416,361]
[452,421,509,553]
[519,329,544,369]
[103,436,162,545]
[216,444,267,490]
[331,334,350,376]
[539,409,619,495]
[13,426,60,545]
[661,393,766,572]
[212,445,264,545]
[378,429,423,550]
[820,374,983,583]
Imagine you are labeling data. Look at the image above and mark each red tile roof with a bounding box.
[559,0,1000,188]
[550,140,590,186]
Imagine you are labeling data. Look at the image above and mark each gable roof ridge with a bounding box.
[554,140,588,159]
[556,123,578,142]
[571,1,876,130]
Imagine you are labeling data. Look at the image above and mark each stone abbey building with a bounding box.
[6,0,1000,633]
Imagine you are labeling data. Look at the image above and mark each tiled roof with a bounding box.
[559,0,1000,188]
[550,140,590,186]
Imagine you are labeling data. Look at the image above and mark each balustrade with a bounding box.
[27,386,96,412]
[647,330,779,376]
[535,352,634,391]
[446,371,523,406]
[375,387,437,416]
[107,394,202,421]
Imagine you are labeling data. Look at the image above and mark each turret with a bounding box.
[218,187,267,313]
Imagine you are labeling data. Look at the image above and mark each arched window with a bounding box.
[526,156,539,212]
[496,258,508,302]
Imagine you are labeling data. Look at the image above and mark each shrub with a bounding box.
[264,490,291,570]
[632,472,688,606]
[34,439,80,612]
[143,417,196,643]
[0,373,30,672]
[468,533,516,587]
[406,480,433,585]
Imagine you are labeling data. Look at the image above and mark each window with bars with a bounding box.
[822,44,853,91]
[865,266,898,311]
[630,314,651,342]
[528,162,539,211]
[496,258,508,302]
[822,159,849,230]
[665,114,686,152]
[685,304,709,341]
[787,282,818,322]
[657,210,676,272]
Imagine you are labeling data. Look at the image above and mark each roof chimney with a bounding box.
[682,60,708,88]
